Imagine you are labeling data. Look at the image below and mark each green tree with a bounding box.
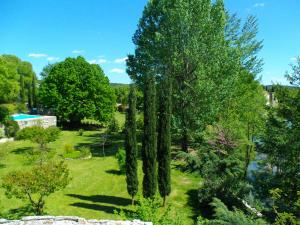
[39,57,115,126]
[197,126,248,205]
[254,90,300,217]
[142,75,157,198]
[125,84,138,204]
[16,126,61,151]
[285,56,300,86]
[2,161,70,215]
[157,76,172,206]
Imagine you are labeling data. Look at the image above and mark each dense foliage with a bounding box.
[39,57,115,126]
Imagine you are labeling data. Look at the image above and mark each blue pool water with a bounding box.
[11,114,42,121]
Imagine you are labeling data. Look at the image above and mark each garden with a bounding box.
[0,112,199,224]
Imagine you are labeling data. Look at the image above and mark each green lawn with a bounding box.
[0,114,200,224]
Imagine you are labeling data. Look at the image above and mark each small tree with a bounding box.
[2,161,70,215]
[116,148,126,174]
[4,120,20,137]
[16,126,61,151]
[107,117,119,133]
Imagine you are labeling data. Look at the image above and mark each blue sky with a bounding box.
[0,0,299,84]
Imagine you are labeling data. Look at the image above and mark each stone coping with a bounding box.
[0,216,152,225]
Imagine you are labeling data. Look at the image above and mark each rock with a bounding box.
[0,217,152,225]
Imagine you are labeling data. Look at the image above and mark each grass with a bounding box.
[0,113,200,224]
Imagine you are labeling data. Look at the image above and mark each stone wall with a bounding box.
[16,116,57,130]
[0,216,152,225]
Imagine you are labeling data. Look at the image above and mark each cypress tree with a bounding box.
[142,74,157,198]
[157,76,172,206]
[32,74,37,108]
[125,84,138,205]
[27,83,32,109]
[20,75,25,103]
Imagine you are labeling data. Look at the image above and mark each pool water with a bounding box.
[11,114,42,121]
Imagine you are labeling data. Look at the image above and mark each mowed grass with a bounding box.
[0,113,200,223]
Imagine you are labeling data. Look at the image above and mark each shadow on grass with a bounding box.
[186,189,202,221]
[105,169,123,175]
[0,163,6,169]
[76,141,121,157]
[0,205,35,219]
[67,194,131,207]
[11,147,34,155]
[70,202,133,215]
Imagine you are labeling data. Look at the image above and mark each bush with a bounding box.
[115,148,126,174]
[108,117,119,133]
[0,104,17,115]
[115,196,184,225]
[78,128,84,136]
[4,120,19,138]
[0,106,9,124]
[63,144,91,159]
[64,144,75,154]
[79,146,91,158]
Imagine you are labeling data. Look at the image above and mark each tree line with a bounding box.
[123,0,299,224]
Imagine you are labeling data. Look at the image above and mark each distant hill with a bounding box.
[110,83,130,88]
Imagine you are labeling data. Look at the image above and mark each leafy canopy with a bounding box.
[39,56,116,125]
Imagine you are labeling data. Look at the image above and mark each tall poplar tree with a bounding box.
[157,76,172,206]
[125,84,138,205]
[142,74,157,198]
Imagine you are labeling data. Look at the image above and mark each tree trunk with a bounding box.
[163,196,166,207]
[181,130,188,152]
[131,195,135,205]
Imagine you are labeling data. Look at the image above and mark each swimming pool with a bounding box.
[11,114,42,121]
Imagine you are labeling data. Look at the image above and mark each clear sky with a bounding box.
[0,0,299,84]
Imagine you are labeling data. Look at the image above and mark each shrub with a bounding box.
[63,144,75,154]
[0,104,17,114]
[63,145,91,159]
[4,120,19,138]
[80,118,103,128]
[108,117,119,133]
[115,196,184,225]
[115,148,126,174]
[0,106,9,124]
[79,146,91,158]
[78,128,84,136]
